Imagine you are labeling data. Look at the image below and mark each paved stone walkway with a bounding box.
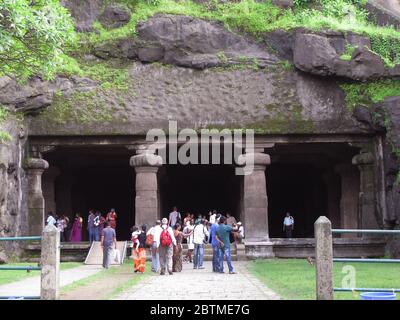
[114,261,280,300]
[0,264,102,297]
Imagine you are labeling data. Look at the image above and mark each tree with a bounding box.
[0,0,76,79]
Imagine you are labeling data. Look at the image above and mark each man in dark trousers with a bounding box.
[101,222,117,269]
[216,216,236,274]
[283,212,295,238]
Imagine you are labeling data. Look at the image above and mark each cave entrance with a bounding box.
[267,163,329,238]
[159,164,242,222]
[43,146,134,241]
[267,142,360,238]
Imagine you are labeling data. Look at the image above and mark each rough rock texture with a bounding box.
[99,4,131,29]
[366,0,400,29]
[264,29,295,61]
[380,97,400,226]
[272,0,294,9]
[28,63,363,136]
[0,117,29,260]
[386,240,400,259]
[93,14,279,69]
[293,31,399,80]
[352,97,400,226]
[0,76,98,113]
[61,0,103,32]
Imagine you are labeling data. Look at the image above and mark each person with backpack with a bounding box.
[147,220,162,273]
[155,218,176,275]
[193,219,209,270]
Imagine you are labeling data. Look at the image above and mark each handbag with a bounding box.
[113,249,121,263]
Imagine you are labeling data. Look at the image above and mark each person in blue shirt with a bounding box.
[216,216,236,274]
[209,214,221,272]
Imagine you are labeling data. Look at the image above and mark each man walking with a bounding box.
[209,214,221,272]
[283,212,294,238]
[87,210,96,243]
[147,220,162,273]
[101,222,117,269]
[216,216,236,274]
[155,218,176,275]
[193,219,209,270]
[169,206,181,228]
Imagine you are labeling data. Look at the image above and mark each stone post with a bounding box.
[40,225,60,300]
[240,152,271,242]
[352,152,380,230]
[130,153,162,228]
[27,158,49,236]
[314,216,333,300]
[334,164,360,233]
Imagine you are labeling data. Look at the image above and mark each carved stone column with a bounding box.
[130,153,162,228]
[240,152,271,242]
[27,158,49,236]
[334,164,360,232]
[352,152,380,230]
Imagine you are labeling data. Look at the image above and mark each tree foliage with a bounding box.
[0,0,76,79]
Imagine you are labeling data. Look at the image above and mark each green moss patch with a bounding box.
[340,80,400,110]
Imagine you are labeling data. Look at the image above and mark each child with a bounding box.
[131,226,141,251]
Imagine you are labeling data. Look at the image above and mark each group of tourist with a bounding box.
[133,207,245,276]
[45,208,118,243]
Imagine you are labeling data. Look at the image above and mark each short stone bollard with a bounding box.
[314,216,334,300]
[40,225,60,300]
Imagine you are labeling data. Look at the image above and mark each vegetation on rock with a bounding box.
[0,105,12,143]
[341,80,400,109]
[0,0,76,80]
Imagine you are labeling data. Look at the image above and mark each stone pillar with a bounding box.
[130,153,162,228]
[240,152,271,242]
[352,152,380,230]
[42,166,60,216]
[314,216,333,300]
[334,164,360,232]
[40,225,60,300]
[27,158,49,236]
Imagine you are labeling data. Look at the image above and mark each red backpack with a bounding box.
[160,229,172,247]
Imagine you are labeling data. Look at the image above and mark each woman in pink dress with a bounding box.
[69,213,83,242]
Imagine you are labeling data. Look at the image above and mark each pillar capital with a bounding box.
[26,158,49,171]
[238,152,271,171]
[130,153,163,168]
[352,152,374,166]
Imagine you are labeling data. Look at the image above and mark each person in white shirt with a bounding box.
[209,210,217,225]
[237,222,245,243]
[283,212,294,238]
[147,220,162,272]
[183,219,195,263]
[193,219,209,269]
[154,218,176,275]
[46,212,56,227]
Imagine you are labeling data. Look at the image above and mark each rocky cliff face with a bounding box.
[1,0,400,250]
[0,118,28,262]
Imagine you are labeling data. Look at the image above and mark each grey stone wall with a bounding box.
[0,118,29,261]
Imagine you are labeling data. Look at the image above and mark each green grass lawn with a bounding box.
[61,260,151,300]
[0,262,82,286]
[247,259,400,300]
